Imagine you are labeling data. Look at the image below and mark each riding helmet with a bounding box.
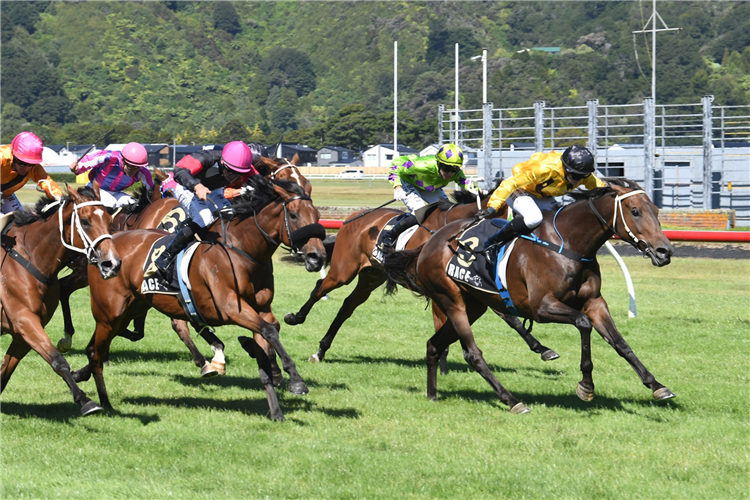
[121,142,149,168]
[561,145,595,175]
[222,141,254,173]
[10,131,44,165]
[436,143,464,169]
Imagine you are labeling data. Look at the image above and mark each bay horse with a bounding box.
[56,155,313,369]
[72,176,326,420]
[382,179,675,414]
[284,188,559,366]
[1,186,121,416]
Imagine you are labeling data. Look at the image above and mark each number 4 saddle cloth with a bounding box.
[446,219,520,314]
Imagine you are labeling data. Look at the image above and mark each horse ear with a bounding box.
[257,156,274,177]
[69,186,83,204]
[291,153,300,165]
[153,167,168,183]
[92,179,102,200]
[304,180,313,197]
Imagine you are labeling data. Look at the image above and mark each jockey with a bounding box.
[382,143,476,248]
[477,145,608,248]
[152,140,257,276]
[1,132,62,213]
[70,142,154,208]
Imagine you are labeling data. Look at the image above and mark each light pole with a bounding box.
[471,48,488,104]
[454,43,459,144]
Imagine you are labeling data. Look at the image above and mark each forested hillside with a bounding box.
[2,1,748,151]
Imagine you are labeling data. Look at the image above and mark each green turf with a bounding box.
[1,254,748,499]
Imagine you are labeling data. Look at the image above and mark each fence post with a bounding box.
[702,95,714,209]
[588,99,599,163]
[438,104,445,145]
[482,102,494,189]
[643,98,655,200]
[534,101,545,152]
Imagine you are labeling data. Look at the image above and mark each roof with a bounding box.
[319,145,354,153]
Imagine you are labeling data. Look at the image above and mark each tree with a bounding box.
[259,47,317,98]
[213,2,241,36]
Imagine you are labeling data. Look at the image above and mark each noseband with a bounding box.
[589,189,656,260]
[45,199,113,264]
[251,194,324,252]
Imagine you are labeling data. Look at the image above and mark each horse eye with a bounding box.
[630,207,641,217]
[289,212,298,220]
[80,218,92,228]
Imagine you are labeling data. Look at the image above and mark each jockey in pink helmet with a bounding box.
[1,132,63,213]
[151,140,257,276]
[70,141,153,209]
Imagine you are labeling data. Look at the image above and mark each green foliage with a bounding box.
[259,47,317,98]
[212,1,241,35]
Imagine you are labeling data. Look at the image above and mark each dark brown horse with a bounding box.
[72,176,326,420]
[1,186,121,416]
[56,155,313,366]
[383,179,675,414]
[284,189,558,365]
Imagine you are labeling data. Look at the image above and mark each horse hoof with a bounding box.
[209,361,226,376]
[80,400,103,416]
[653,387,676,400]
[289,381,309,395]
[308,353,320,363]
[283,313,298,326]
[200,364,218,378]
[576,382,595,402]
[541,349,560,361]
[57,335,72,354]
[272,372,285,387]
[510,402,531,414]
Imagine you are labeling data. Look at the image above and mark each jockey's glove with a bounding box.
[393,186,407,201]
[475,206,496,220]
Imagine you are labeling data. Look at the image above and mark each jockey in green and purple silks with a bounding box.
[381,143,476,248]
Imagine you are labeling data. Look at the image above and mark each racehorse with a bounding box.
[382,179,675,414]
[56,155,314,375]
[72,176,326,420]
[284,188,559,366]
[1,186,121,416]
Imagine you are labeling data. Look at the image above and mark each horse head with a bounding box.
[261,154,312,197]
[604,180,674,267]
[67,186,122,279]
[270,179,326,271]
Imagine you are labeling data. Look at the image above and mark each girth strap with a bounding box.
[520,234,594,263]
[1,240,53,286]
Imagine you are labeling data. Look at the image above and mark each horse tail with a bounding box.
[323,233,337,267]
[383,245,426,297]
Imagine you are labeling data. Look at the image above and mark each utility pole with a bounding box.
[632,0,680,103]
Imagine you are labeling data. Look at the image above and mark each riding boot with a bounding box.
[381,214,418,249]
[483,216,531,262]
[154,223,198,276]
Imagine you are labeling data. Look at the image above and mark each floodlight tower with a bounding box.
[632,0,680,103]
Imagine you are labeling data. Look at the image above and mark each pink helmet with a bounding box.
[121,142,149,167]
[11,131,44,164]
[221,141,254,173]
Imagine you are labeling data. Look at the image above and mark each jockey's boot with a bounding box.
[483,216,531,262]
[154,223,197,277]
[381,213,418,249]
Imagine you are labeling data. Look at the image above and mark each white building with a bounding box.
[362,143,419,168]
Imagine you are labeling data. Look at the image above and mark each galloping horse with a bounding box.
[383,179,675,414]
[284,189,558,365]
[56,155,313,365]
[73,176,326,420]
[1,186,121,416]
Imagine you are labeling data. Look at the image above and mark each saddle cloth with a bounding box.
[156,206,189,233]
[372,214,419,264]
[445,219,518,298]
[141,236,200,295]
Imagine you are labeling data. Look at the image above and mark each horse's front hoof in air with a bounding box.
[510,402,531,414]
[80,400,103,416]
[541,349,560,361]
[653,387,676,400]
[200,363,219,378]
[283,312,300,326]
[576,382,595,402]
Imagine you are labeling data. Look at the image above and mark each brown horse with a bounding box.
[1,186,121,416]
[284,189,559,365]
[383,179,675,414]
[56,155,313,364]
[72,176,326,420]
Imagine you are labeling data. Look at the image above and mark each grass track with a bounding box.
[1,255,748,499]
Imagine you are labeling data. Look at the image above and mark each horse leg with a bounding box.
[585,297,675,400]
[237,335,284,421]
[259,311,284,387]
[56,262,90,353]
[168,319,216,378]
[8,315,102,416]
[434,291,528,413]
[85,320,122,410]
[117,313,146,342]
[1,337,31,393]
[426,321,460,400]
[431,304,451,375]
[199,328,227,376]
[311,269,385,363]
[491,308,560,361]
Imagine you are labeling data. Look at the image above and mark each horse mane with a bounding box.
[566,178,642,202]
[13,185,98,227]
[230,175,306,221]
[433,184,496,211]
[118,186,153,215]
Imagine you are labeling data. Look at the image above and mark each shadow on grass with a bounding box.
[0,401,160,424]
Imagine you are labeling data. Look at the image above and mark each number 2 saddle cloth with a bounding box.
[446,219,520,315]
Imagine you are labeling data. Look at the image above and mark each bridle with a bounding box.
[271,160,305,188]
[45,199,113,264]
[588,189,656,260]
